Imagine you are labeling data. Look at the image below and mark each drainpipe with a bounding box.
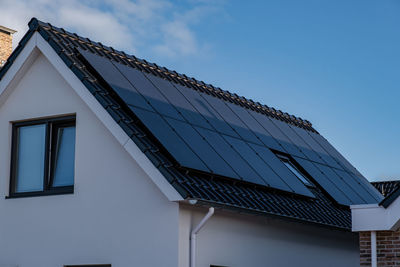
[190,207,214,267]
[371,231,377,267]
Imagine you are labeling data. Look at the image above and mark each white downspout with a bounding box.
[371,231,377,267]
[190,207,214,267]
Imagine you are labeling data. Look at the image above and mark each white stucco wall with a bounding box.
[0,52,179,266]
[179,206,359,267]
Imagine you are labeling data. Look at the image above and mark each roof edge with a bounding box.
[380,186,400,208]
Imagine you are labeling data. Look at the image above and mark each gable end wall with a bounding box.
[0,50,179,266]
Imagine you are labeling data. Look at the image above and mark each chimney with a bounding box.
[0,25,17,67]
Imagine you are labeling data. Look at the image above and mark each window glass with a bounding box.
[10,116,76,197]
[277,155,313,186]
[52,126,76,187]
[15,124,46,192]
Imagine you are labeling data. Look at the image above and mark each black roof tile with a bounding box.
[372,180,400,197]
[372,180,400,208]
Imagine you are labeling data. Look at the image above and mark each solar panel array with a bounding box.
[79,49,383,205]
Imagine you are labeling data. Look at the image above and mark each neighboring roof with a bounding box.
[372,180,400,208]
[372,181,400,197]
[0,18,383,229]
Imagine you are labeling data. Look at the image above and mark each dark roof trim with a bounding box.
[380,185,400,208]
[371,180,400,208]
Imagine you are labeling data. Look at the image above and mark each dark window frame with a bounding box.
[8,115,76,198]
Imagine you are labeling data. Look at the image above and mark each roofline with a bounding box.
[0,26,17,35]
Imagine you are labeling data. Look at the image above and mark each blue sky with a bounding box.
[2,0,400,181]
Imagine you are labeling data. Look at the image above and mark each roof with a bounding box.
[372,180,400,208]
[0,18,383,230]
[372,181,400,197]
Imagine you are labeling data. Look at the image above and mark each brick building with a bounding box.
[0,25,16,67]
[352,181,400,267]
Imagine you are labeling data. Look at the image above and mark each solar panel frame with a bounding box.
[293,157,352,205]
[226,102,283,151]
[289,125,344,170]
[313,162,365,204]
[194,126,266,185]
[271,118,323,163]
[173,84,242,139]
[128,107,210,173]
[351,172,383,202]
[336,170,380,204]
[249,144,315,197]
[335,169,381,203]
[113,62,183,120]
[249,112,303,156]
[144,74,212,129]
[79,49,155,112]
[199,94,263,145]
[308,131,362,176]
[223,134,293,191]
[164,117,240,179]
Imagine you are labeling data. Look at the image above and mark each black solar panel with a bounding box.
[130,107,209,172]
[80,50,154,112]
[308,131,362,176]
[250,144,314,197]
[289,125,344,170]
[144,74,211,129]
[200,94,263,145]
[114,62,182,120]
[274,119,324,164]
[293,157,352,205]
[249,112,304,157]
[164,116,239,179]
[79,49,382,203]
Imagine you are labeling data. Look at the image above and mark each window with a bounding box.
[276,154,314,187]
[64,265,111,267]
[9,116,76,197]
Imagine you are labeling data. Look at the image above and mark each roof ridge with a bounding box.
[29,18,317,133]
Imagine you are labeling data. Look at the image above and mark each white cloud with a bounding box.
[155,20,198,56]
[0,0,224,58]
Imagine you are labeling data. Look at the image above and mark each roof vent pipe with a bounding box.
[190,207,214,267]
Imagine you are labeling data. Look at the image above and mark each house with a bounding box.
[352,180,400,267]
[0,18,383,267]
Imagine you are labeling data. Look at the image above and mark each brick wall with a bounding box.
[0,30,13,67]
[360,231,400,266]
